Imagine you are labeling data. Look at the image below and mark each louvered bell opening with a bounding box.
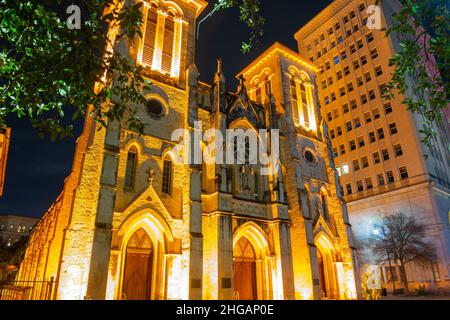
[161,13,175,75]
[142,6,158,67]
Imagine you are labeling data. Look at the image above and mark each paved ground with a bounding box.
[380,295,450,300]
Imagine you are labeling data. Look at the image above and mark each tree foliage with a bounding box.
[0,0,150,140]
[380,0,449,147]
[368,212,436,294]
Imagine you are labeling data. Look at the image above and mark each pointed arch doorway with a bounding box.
[233,237,258,300]
[122,228,154,300]
[315,234,339,300]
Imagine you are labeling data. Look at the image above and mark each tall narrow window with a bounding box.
[162,157,173,195]
[161,13,175,75]
[290,79,300,126]
[300,83,310,127]
[255,86,262,103]
[142,4,158,66]
[321,192,330,221]
[125,147,138,189]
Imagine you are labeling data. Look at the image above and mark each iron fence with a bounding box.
[0,278,55,300]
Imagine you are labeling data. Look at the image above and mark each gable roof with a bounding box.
[237,42,321,78]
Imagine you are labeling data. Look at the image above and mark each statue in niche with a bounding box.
[226,166,233,193]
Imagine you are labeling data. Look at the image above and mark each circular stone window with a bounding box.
[146,99,165,119]
[304,149,316,164]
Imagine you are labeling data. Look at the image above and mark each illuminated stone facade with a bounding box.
[295,0,450,292]
[17,0,360,300]
[0,126,10,197]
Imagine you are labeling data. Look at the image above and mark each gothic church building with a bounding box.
[18,0,359,300]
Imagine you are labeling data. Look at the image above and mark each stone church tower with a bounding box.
[17,0,359,300]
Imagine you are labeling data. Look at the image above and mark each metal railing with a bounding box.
[321,289,349,300]
[0,278,55,300]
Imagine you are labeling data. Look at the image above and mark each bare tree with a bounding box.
[368,212,436,294]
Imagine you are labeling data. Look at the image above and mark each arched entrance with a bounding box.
[315,234,339,300]
[317,247,329,298]
[232,222,276,300]
[122,228,153,300]
[233,237,258,300]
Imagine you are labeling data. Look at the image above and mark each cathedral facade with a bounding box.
[17,0,359,300]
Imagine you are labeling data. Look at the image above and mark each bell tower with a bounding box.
[133,0,208,87]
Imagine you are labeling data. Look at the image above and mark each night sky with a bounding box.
[0,0,332,218]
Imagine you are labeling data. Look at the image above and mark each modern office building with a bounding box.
[295,0,450,292]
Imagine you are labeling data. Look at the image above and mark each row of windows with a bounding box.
[345,167,409,195]
[0,224,32,233]
[327,101,392,132]
[307,2,369,53]
[314,31,375,66]
[332,123,399,157]
[323,68,383,106]
[351,145,404,171]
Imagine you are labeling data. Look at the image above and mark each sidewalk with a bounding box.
[380,295,450,300]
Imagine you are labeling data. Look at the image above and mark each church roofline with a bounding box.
[186,0,209,17]
[237,42,321,78]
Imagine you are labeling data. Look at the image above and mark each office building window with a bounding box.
[377,128,385,140]
[362,156,369,168]
[377,173,385,186]
[357,77,364,87]
[371,48,379,59]
[384,102,393,114]
[357,180,364,192]
[330,129,336,139]
[399,167,409,180]
[365,177,373,190]
[347,82,354,92]
[394,144,404,157]
[353,159,360,171]
[346,184,353,195]
[346,121,353,132]
[358,137,365,148]
[344,66,350,75]
[361,55,368,65]
[382,149,390,161]
[340,144,346,155]
[387,170,395,183]
[373,109,380,120]
[343,103,350,114]
[373,152,381,164]
[361,94,368,104]
[389,123,398,135]
[375,65,383,76]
